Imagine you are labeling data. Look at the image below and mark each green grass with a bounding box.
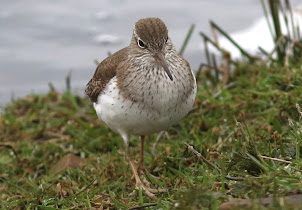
[1,60,302,209]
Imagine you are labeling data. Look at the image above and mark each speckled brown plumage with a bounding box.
[85,17,197,198]
[86,17,171,103]
[134,18,168,49]
[86,16,196,129]
[85,47,129,102]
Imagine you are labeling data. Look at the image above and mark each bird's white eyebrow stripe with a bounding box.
[133,29,138,39]
[133,29,142,41]
[134,29,147,46]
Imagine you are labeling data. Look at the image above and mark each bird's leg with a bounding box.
[121,134,165,198]
[138,135,152,185]
[139,136,145,168]
[122,135,166,199]
[121,133,130,161]
[152,130,166,156]
[128,158,157,198]
[128,159,166,198]
[138,136,162,184]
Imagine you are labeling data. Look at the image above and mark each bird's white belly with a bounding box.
[94,77,196,137]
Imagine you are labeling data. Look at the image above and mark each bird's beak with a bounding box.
[154,51,173,81]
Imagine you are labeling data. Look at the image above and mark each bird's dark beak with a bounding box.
[154,51,173,81]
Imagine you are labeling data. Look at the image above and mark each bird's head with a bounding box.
[131,17,173,81]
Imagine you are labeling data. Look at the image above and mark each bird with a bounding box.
[85,17,197,197]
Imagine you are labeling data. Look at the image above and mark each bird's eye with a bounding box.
[165,37,168,43]
[137,39,146,48]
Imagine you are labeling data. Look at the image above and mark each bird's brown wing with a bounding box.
[85,47,129,102]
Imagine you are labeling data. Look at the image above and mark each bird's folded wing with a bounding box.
[85,47,129,102]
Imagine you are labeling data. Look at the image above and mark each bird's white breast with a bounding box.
[94,74,196,137]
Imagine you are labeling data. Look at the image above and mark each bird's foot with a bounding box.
[128,160,166,198]
[138,166,160,181]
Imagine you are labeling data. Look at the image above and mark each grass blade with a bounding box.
[200,32,221,52]
[285,0,297,40]
[246,152,269,172]
[279,0,291,40]
[179,24,195,55]
[261,0,275,40]
[210,21,254,62]
[268,0,285,61]
[204,37,211,65]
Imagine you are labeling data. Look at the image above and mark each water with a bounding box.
[0,0,300,104]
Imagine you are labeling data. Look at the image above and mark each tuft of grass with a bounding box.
[262,0,302,64]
